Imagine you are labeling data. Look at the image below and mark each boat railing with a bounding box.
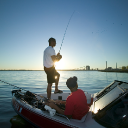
[56,113,70,122]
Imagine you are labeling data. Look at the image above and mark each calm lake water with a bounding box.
[0,71,128,128]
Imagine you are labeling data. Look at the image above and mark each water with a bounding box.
[0,71,128,128]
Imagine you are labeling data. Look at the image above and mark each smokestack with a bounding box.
[116,63,117,69]
[106,61,107,69]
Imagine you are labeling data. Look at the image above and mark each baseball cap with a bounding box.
[66,76,77,88]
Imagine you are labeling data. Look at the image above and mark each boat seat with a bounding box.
[70,114,87,123]
[87,97,93,106]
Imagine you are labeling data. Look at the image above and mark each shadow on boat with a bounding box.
[10,115,35,128]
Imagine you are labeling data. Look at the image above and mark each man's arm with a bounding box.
[51,55,58,62]
[46,102,72,119]
[55,100,66,105]
[51,53,62,63]
[46,102,64,115]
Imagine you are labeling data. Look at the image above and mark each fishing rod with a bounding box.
[59,11,75,53]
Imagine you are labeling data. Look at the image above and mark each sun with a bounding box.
[54,59,64,70]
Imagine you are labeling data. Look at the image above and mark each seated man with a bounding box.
[46,76,89,120]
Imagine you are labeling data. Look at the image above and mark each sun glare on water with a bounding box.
[54,60,65,70]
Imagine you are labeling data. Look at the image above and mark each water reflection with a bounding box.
[10,115,34,128]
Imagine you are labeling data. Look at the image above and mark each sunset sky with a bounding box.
[0,0,128,70]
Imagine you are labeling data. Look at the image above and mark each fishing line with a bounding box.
[0,80,47,100]
[59,11,75,53]
[0,80,26,91]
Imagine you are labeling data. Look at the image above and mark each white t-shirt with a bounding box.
[43,46,56,68]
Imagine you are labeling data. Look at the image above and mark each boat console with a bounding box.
[92,80,128,128]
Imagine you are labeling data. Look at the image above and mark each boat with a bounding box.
[11,80,128,128]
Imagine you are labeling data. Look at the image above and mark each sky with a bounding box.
[0,0,128,70]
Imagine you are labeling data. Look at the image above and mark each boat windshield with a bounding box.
[92,81,128,128]
[93,86,125,114]
[96,81,128,99]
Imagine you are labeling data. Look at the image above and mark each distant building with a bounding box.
[106,61,107,69]
[122,66,126,70]
[86,65,90,70]
[107,67,112,70]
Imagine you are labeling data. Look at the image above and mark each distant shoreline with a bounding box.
[0,69,128,73]
[99,69,128,73]
[0,70,98,71]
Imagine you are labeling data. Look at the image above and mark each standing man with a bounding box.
[43,37,63,99]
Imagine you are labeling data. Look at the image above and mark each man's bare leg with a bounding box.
[55,74,60,92]
[47,83,52,99]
